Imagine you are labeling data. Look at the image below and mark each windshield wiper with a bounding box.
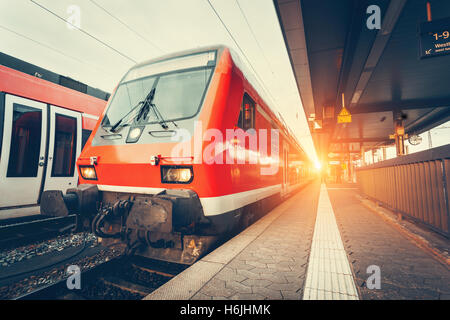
[148,102,169,130]
[108,85,172,133]
[132,88,170,130]
[109,88,156,133]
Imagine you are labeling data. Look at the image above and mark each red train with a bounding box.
[41,46,315,264]
[0,53,108,219]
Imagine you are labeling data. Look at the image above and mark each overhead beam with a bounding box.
[332,1,407,150]
[349,0,407,108]
[349,97,450,114]
[406,107,450,134]
[334,0,366,112]
[331,137,393,143]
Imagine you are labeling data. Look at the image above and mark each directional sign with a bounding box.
[337,107,352,123]
[419,17,450,59]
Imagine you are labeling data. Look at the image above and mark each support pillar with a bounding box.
[361,146,366,166]
[394,113,406,156]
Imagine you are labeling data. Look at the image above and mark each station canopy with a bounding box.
[275,0,450,159]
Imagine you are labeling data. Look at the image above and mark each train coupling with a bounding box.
[120,191,217,264]
[40,186,216,264]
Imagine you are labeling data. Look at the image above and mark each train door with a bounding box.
[43,106,81,192]
[0,94,48,208]
[282,142,289,196]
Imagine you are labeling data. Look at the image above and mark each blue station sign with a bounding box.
[419,17,450,59]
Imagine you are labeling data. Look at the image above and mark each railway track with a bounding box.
[0,215,77,250]
[1,207,253,300]
[15,255,187,300]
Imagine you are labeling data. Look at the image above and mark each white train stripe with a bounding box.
[199,184,282,216]
[96,184,282,216]
[82,113,99,120]
[97,184,165,194]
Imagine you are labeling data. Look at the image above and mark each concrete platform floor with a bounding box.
[145,181,450,300]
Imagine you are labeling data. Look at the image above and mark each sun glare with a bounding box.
[314,160,322,171]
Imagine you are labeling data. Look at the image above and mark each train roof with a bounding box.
[0,63,107,124]
[0,52,110,101]
[131,45,228,70]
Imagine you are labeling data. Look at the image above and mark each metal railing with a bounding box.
[356,144,450,237]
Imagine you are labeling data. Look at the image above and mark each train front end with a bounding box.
[40,47,232,264]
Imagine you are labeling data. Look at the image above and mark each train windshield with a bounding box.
[102,51,216,128]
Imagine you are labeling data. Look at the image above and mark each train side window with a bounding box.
[82,129,91,149]
[7,104,42,177]
[237,93,255,130]
[0,93,4,163]
[51,114,77,177]
[237,107,243,129]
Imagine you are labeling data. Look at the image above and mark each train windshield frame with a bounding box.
[101,51,217,129]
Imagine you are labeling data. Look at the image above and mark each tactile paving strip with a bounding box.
[303,184,359,300]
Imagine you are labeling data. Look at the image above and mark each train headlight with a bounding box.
[161,166,193,184]
[79,165,98,180]
[126,126,144,143]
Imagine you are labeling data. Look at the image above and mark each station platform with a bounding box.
[145,181,450,300]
